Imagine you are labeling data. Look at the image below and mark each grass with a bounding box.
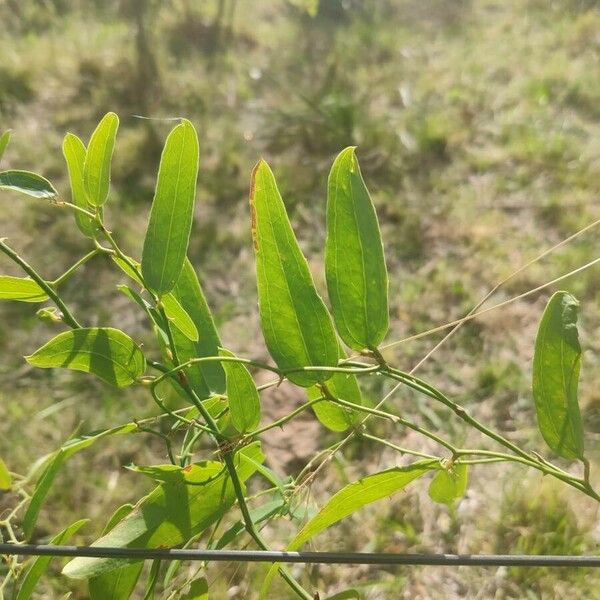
[2,0,600,597]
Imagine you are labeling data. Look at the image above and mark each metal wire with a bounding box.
[2,544,600,567]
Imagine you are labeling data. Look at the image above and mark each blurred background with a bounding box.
[2,1,600,597]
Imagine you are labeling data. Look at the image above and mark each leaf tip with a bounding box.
[249,160,267,252]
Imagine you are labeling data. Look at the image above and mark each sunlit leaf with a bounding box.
[0,275,48,302]
[142,119,199,295]
[170,259,225,397]
[63,133,97,237]
[219,348,261,433]
[288,461,435,550]
[16,519,88,600]
[0,457,11,490]
[26,327,146,387]
[84,112,119,207]
[532,291,584,460]
[112,255,144,287]
[0,130,11,163]
[0,170,57,199]
[22,423,137,539]
[308,352,362,432]
[326,147,388,351]
[428,463,468,505]
[162,292,199,342]
[63,443,264,580]
[250,160,338,387]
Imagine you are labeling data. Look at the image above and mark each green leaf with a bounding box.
[250,160,338,387]
[170,259,225,397]
[428,463,468,505]
[219,348,261,433]
[89,504,142,600]
[181,577,208,600]
[0,276,48,302]
[308,353,363,432]
[25,327,146,387]
[83,112,119,207]
[162,292,199,341]
[0,170,57,199]
[0,130,11,163]
[142,120,199,295]
[63,444,264,580]
[532,291,584,460]
[288,461,435,550]
[112,256,144,287]
[326,147,388,351]
[22,423,136,539]
[0,457,11,490]
[16,519,89,600]
[63,133,97,238]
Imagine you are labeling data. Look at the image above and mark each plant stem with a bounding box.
[384,368,597,499]
[322,385,457,454]
[248,398,323,437]
[51,248,105,286]
[157,311,312,599]
[222,453,312,600]
[0,239,81,328]
[361,433,440,461]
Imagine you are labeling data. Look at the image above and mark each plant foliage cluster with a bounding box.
[0,114,597,599]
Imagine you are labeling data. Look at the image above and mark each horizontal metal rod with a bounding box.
[2,544,600,567]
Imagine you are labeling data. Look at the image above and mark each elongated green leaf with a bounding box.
[162,293,199,341]
[170,259,225,397]
[219,348,261,433]
[288,461,435,550]
[16,519,88,600]
[22,423,136,538]
[181,577,209,599]
[250,160,338,387]
[0,457,11,490]
[326,147,388,351]
[112,255,144,286]
[89,504,142,600]
[0,276,48,302]
[26,327,146,387]
[532,291,584,460]
[63,443,264,580]
[63,133,97,238]
[89,565,142,600]
[0,170,57,199]
[428,464,468,505]
[0,130,11,163]
[142,120,199,295]
[84,112,119,206]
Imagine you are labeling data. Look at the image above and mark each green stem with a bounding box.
[384,368,597,499]
[248,398,323,437]
[152,355,380,387]
[51,248,105,286]
[322,385,457,454]
[361,433,440,461]
[222,452,312,600]
[156,313,311,599]
[0,239,81,329]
